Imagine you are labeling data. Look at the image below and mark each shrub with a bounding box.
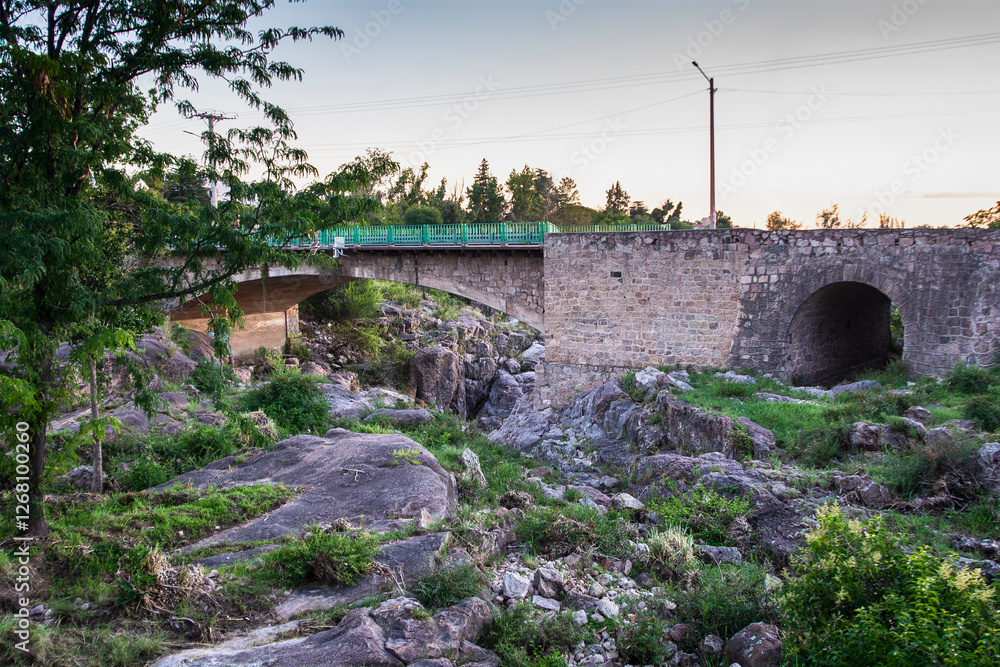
[189,358,236,398]
[248,346,285,378]
[645,485,751,546]
[257,528,379,588]
[781,503,1000,666]
[947,362,992,394]
[868,428,980,498]
[380,281,424,308]
[479,603,581,667]
[674,560,780,641]
[413,563,483,608]
[619,370,644,403]
[616,608,671,665]
[964,394,1000,432]
[238,370,330,434]
[301,279,383,322]
[645,525,695,580]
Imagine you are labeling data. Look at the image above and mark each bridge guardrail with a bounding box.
[276,221,672,248]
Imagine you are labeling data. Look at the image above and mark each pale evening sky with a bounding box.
[137,0,1000,229]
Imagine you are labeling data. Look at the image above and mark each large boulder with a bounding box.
[151,607,403,667]
[464,355,498,413]
[649,391,776,459]
[487,392,553,453]
[476,371,524,432]
[977,442,1000,494]
[410,347,466,417]
[725,622,782,667]
[324,384,371,420]
[155,429,457,546]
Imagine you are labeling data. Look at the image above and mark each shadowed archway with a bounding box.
[786,281,895,386]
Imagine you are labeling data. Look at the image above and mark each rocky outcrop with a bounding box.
[410,347,466,417]
[476,371,524,432]
[977,442,1000,494]
[631,452,814,565]
[725,622,782,667]
[153,596,496,667]
[155,429,457,547]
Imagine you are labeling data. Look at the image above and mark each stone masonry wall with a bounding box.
[539,228,1000,408]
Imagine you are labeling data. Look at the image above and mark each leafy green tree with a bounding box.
[0,1,398,536]
[506,165,538,222]
[816,203,841,229]
[466,159,506,224]
[716,210,733,228]
[549,203,595,227]
[552,176,581,210]
[628,201,649,219]
[403,205,443,226]
[605,181,630,213]
[964,201,1000,229]
[652,199,683,224]
[429,177,466,225]
[766,211,802,231]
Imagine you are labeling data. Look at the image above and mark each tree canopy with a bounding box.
[0,1,402,535]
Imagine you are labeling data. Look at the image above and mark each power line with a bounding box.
[140,31,1000,128]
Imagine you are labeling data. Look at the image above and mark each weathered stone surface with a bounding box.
[831,475,893,508]
[488,392,553,452]
[384,597,493,664]
[650,391,776,459]
[364,408,434,426]
[55,465,107,491]
[595,598,619,618]
[829,380,881,397]
[701,634,725,656]
[697,544,743,565]
[503,572,531,599]
[410,346,467,417]
[477,372,525,432]
[300,360,332,377]
[152,608,401,667]
[533,567,565,599]
[725,622,782,667]
[611,492,644,510]
[324,384,371,419]
[459,448,488,489]
[532,595,560,612]
[157,429,457,547]
[977,442,1000,494]
[903,405,934,426]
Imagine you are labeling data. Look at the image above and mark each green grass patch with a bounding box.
[479,603,584,667]
[412,562,483,608]
[645,484,751,546]
[240,528,380,588]
[671,560,780,642]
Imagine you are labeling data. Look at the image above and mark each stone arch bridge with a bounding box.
[171,227,1000,407]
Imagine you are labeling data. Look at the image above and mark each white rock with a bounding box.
[595,598,619,618]
[503,572,531,599]
[532,595,561,612]
[574,609,588,626]
[611,493,644,510]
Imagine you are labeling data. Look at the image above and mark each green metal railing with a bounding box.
[278,221,671,248]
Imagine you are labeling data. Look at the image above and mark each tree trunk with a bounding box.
[89,358,102,494]
[26,351,53,537]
